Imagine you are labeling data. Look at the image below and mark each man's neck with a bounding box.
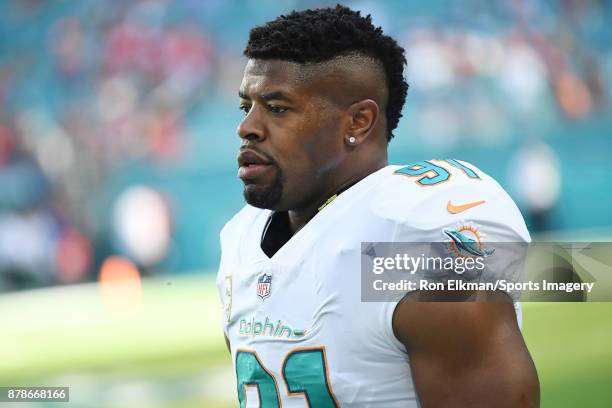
[287,161,387,234]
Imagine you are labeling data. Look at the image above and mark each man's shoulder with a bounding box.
[370,161,528,240]
[372,160,500,213]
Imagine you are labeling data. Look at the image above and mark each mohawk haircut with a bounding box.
[244,4,408,141]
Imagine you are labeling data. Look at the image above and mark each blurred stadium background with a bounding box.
[0,0,611,406]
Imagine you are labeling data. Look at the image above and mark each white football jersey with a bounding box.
[217,161,530,407]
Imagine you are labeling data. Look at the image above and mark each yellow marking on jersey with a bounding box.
[318,194,338,212]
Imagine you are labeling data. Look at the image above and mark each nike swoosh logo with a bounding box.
[447,200,486,214]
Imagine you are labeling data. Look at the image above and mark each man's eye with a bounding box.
[239,105,251,115]
[268,105,288,114]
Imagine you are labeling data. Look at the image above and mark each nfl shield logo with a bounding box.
[257,273,272,300]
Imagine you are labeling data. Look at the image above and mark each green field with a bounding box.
[0,275,610,407]
[523,303,612,407]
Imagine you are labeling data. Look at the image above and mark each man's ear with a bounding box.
[345,99,379,146]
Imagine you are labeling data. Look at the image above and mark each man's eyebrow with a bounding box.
[260,91,292,102]
[239,90,293,102]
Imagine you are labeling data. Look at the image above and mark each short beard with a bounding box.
[242,166,284,209]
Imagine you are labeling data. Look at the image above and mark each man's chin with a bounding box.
[243,183,282,209]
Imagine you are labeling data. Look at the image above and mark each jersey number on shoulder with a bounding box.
[395,159,480,186]
[236,347,338,407]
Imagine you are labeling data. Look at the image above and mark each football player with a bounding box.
[217,5,539,407]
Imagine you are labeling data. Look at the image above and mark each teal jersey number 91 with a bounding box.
[236,347,338,407]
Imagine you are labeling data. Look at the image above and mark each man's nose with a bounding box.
[237,107,265,142]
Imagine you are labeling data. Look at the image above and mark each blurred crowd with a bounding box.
[0,0,610,291]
